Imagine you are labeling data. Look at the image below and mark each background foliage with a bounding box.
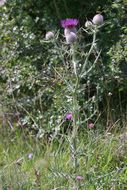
[0,0,127,134]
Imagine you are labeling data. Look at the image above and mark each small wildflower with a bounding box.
[0,0,6,6]
[76,176,83,180]
[45,31,54,40]
[65,32,77,44]
[88,123,95,129]
[66,113,73,120]
[92,14,104,25]
[28,153,33,159]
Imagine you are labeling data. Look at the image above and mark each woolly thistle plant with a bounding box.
[45,14,104,188]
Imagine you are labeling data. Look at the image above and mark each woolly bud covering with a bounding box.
[45,31,54,40]
[92,14,104,25]
[65,32,77,44]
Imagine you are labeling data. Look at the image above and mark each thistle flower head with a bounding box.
[61,18,79,28]
[0,0,6,6]
[45,31,54,40]
[76,176,84,181]
[66,113,73,120]
[92,14,104,25]
[88,123,95,129]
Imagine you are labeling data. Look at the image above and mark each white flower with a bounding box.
[92,14,104,25]
[45,31,54,40]
[0,0,6,7]
[65,32,77,44]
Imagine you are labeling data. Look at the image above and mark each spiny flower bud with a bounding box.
[92,14,104,25]
[85,21,93,28]
[64,27,77,36]
[45,31,54,40]
[65,32,77,44]
[0,0,6,6]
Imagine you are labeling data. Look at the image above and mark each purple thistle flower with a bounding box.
[66,113,73,120]
[88,123,95,129]
[76,175,84,181]
[61,18,79,28]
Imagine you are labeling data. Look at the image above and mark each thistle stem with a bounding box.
[80,30,97,77]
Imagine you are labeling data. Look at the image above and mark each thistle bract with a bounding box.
[92,14,104,25]
[64,27,77,36]
[65,32,77,44]
[85,20,93,28]
[45,31,54,40]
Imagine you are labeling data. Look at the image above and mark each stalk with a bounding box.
[70,45,80,189]
[80,29,97,78]
[69,80,80,189]
[69,29,98,189]
[71,78,79,172]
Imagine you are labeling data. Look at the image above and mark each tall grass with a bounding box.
[1,125,127,189]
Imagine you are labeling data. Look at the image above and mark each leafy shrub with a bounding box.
[0,0,127,135]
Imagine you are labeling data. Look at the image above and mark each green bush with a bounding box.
[0,0,127,135]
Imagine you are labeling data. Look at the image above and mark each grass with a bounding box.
[0,125,127,190]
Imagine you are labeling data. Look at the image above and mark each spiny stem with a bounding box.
[80,30,97,77]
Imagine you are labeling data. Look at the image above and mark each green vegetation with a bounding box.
[0,0,127,189]
[1,126,127,189]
